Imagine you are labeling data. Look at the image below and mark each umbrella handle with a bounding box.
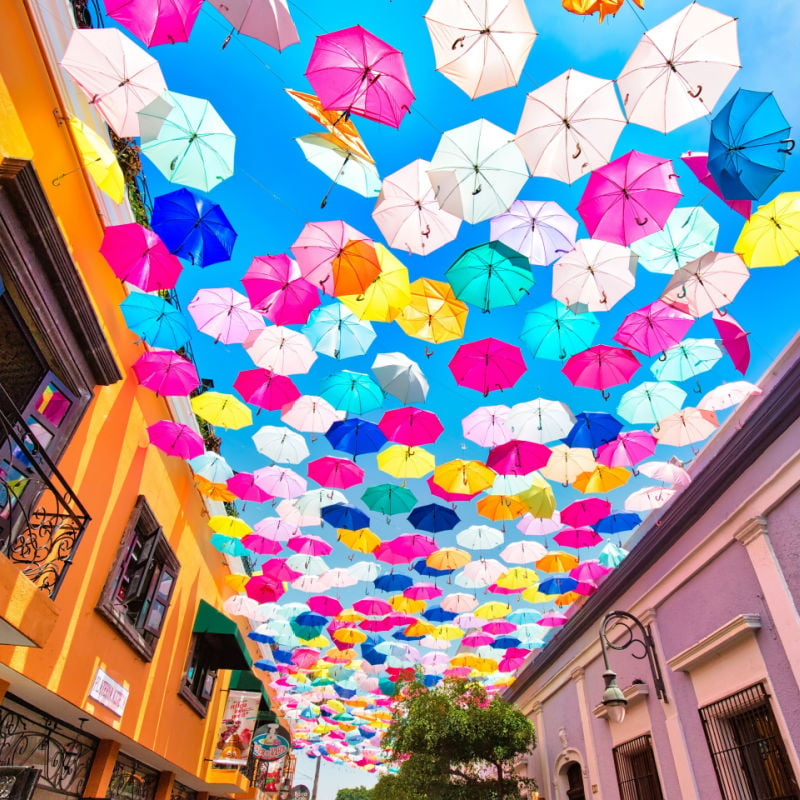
[601,389,611,401]
[658,351,668,361]
[779,139,795,154]
[472,184,482,196]
[676,285,687,299]
[572,142,582,159]
[716,305,728,317]
[451,36,466,49]
[688,84,702,99]
[694,379,703,394]
[425,347,434,358]
[421,225,431,238]
[635,216,649,226]
[653,421,661,433]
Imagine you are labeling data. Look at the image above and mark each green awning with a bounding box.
[192,600,251,671]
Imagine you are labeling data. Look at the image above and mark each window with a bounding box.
[96,496,179,661]
[700,683,800,800]
[612,734,665,800]
[107,753,158,800]
[180,635,219,716]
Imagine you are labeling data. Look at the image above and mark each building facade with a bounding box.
[505,335,800,800]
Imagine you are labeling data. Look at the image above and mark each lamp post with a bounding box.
[599,610,667,723]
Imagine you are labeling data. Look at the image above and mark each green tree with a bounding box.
[334,786,374,800]
[376,678,536,800]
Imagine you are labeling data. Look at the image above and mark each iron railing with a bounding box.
[108,753,159,800]
[170,779,197,800]
[612,734,664,800]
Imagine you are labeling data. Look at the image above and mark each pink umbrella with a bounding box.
[517,511,562,536]
[147,420,204,459]
[242,254,321,325]
[375,534,437,564]
[292,647,323,668]
[570,560,612,584]
[188,287,265,345]
[404,583,442,601]
[596,430,658,468]
[132,351,199,396]
[499,648,532,672]
[353,597,393,616]
[226,472,274,503]
[713,311,751,374]
[253,516,299,542]
[305,25,414,129]
[234,368,301,412]
[562,345,640,398]
[483,620,516,635]
[486,440,551,475]
[308,595,343,616]
[577,151,682,246]
[281,395,345,435]
[681,151,752,219]
[426,475,480,503]
[244,326,317,376]
[554,527,603,549]
[638,460,692,487]
[440,593,478,613]
[287,534,333,557]
[307,456,365,489]
[245,575,286,602]
[379,407,444,446]
[560,498,610,528]
[261,557,303,582]
[449,338,527,396]
[100,223,182,292]
[207,0,299,51]
[462,633,495,647]
[253,465,308,499]
[105,0,202,46]
[461,405,512,447]
[241,533,283,556]
[613,300,695,357]
[536,611,569,627]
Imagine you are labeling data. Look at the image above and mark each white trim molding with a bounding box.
[667,614,762,673]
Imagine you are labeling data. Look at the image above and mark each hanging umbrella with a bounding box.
[138,90,235,193]
[361,484,417,516]
[449,338,526,395]
[540,444,596,485]
[282,395,345,436]
[598,541,629,567]
[339,245,411,323]
[461,406,512,447]
[490,201,578,266]
[515,68,626,184]
[487,441,550,476]
[397,278,469,344]
[234,369,300,412]
[244,326,317,376]
[506,399,575,444]
[66,118,125,203]
[187,287,264,345]
[208,0,298,50]
[377,445,435,480]
[536,552,579,574]
[624,486,677,512]
[633,207,719,275]
[638,459,692,487]
[252,426,309,464]
[616,3,740,133]
[714,311,751,375]
[562,412,623,450]
[593,513,641,535]
[427,475,480,504]
[613,300,695,357]
[371,353,429,405]
[517,510,562,536]
[379,408,444,447]
[661,251,750,317]
[305,25,414,128]
[371,159,461,256]
[242,254,321,326]
[151,188,237,267]
[427,119,529,224]
[325,418,386,457]
[320,370,384,414]
[573,464,631,494]
[189,452,234,483]
[120,293,190,351]
[681,151,753,219]
[105,0,202,46]
[456,524,504,551]
[446,241,533,312]
[708,89,793,201]
[308,457,364,490]
[60,28,167,138]
[562,344,641,397]
[552,239,638,312]
[698,381,761,411]
[554,528,603,549]
[734,192,800,267]
[288,535,334,558]
[147,420,204,460]
[596,430,658,467]
[303,303,376,360]
[254,465,308,499]
[520,300,599,362]
[133,350,199,396]
[476,494,528,523]
[653,407,719,447]
[577,151,682,247]
[499,540,546,564]
[651,339,723,384]
[408,503,460,534]
[562,0,643,22]
[227,472,273,503]
[100,223,182,292]
[192,392,253,430]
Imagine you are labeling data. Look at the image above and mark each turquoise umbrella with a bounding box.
[320,370,384,414]
[651,338,723,383]
[210,533,249,557]
[632,206,719,275]
[361,483,417,516]
[616,381,686,425]
[520,299,599,361]
[445,241,534,312]
[302,302,376,359]
[120,292,190,350]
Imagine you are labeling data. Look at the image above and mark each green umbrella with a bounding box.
[616,381,686,425]
[446,241,534,312]
[520,299,599,361]
[651,338,723,383]
[361,483,417,516]
[320,370,384,414]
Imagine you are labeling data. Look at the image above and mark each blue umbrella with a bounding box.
[412,559,453,578]
[254,659,277,672]
[272,649,294,664]
[151,188,237,267]
[422,606,458,622]
[392,629,424,641]
[334,683,358,699]
[423,674,443,687]
[374,573,413,592]
[303,303,376,359]
[593,512,642,534]
[539,577,578,595]
[120,293,190,350]
[492,636,522,649]
[325,418,387,457]
[708,89,793,201]
[321,503,370,530]
[248,629,274,644]
[562,412,623,449]
[408,502,460,533]
[520,300,599,361]
[295,611,328,628]
[320,370,384,414]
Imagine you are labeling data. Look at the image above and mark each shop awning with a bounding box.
[192,600,252,671]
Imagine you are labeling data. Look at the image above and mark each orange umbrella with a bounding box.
[433,459,496,495]
[555,591,582,606]
[405,620,435,637]
[396,278,468,344]
[195,475,237,502]
[476,494,528,521]
[427,547,471,571]
[332,239,382,296]
[562,0,644,22]
[536,551,580,573]
[572,465,631,493]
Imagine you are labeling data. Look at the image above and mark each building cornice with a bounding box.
[667,614,762,673]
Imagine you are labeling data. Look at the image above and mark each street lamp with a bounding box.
[599,610,667,724]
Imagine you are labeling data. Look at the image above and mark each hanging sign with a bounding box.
[292,785,311,800]
[212,690,261,767]
[251,725,290,761]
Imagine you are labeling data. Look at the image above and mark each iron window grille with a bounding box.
[108,753,158,800]
[170,780,197,800]
[700,683,800,800]
[612,734,665,800]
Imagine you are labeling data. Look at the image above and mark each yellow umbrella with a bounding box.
[324,647,357,663]
[536,551,580,573]
[195,476,237,502]
[521,587,557,604]
[338,527,381,554]
[496,567,539,591]
[474,601,512,620]
[377,444,435,479]
[67,117,125,203]
[573,465,631,494]
[300,635,330,649]
[734,192,800,267]
[427,547,471,571]
[433,459,496,494]
[516,472,556,518]
[540,444,596,485]
[396,278,468,344]
[209,515,253,537]
[476,494,528,521]
[451,654,496,673]
[404,620,435,637]
[339,244,411,322]
[333,627,367,645]
[337,610,366,623]
[389,595,426,614]
[224,573,249,592]
[430,624,464,640]
[191,391,253,430]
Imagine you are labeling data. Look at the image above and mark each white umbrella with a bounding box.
[515,68,626,184]
[505,398,575,443]
[461,405,512,447]
[458,558,506,587]
[427,118,529,224]
[285,554,329,576]
[624,486,676,512]
[440,593,479,613]
[638,460,692,487]
[540,444,596,485]
[244,326,317,375]
[371,352,429,404]
[697,381,762,411]
[617,3,740,133]
[281,395,345,434]
[296,133,381,200]
[456,524,505,551]
[424,0,537,98]
[252,425,310,464]
[516,511,562,536]
[207,0,299,51]
[489,200,578,265]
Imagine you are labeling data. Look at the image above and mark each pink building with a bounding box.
[504,334,800,800]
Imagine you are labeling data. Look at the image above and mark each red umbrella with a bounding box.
[713,310,751,374]
[234,368,301,412]
[132,351,200,396]
[562,344,640,398]
[560,498,611,528]
[147,420,204,459]
[486,440,551,475]
[307,456,365,489]
[613,300,695,357]
[242,254,321,325]
[100,223,182,292]
[449,338,527,396]
[379,407,444,446]
[596,430,658,468]
[226,472,274,503]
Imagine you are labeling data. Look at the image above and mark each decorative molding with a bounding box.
[569,667,585,682]
[639,607,657,627]
[667,614,762,673]
[733,516,769,547]
[592,682,650,719]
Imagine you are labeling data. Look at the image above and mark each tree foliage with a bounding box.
[334,787,374,800]
[377,678,536,800]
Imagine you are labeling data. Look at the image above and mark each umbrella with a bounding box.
[446,242,534,312]
[151,188,237,267]
[424,0,536,98]
[562,412,623,450]
[540,444,596,485]
[244,326,317,376]
[374,573,414,592]
[322,503,370,530]
[632,207,719,275]
[427,119,529,224]
[554,528,602,549]
[234,369,300,412]
[596,430,658,467]
[577,151,682,247]
[120,293,190,351]
[562,345,640,397]
[651,339,723,384]
[562,0,643,22]
[227,473,273,503]
[408,503,460,534]
[187,287,264,345]
[734,192,800,267]
[616,3,740,133]
[133,350,199,396]
[60,28,167,138]
[361,484,417,516]
[536,553,579,574]
[308,457,364,490]
[613,300,695,357]
[189,452,233,483]
[574,464,631,495]
[593,513,641,535]
[617,381,686,426]
[515,68,626,184]
[371,159,461,256]
[254,465,308,499]
[305,25,414,129]
[427,475,480,503]
[325,418,386,457]
[500,540,546,564]
[377,445,435,480]
[551,239,638,312]
[66,118,125,203]
[282,395,345,436]
[490,201,578,266]
[147,420,204,460]
[320,370,384,414]
[517,511,561,536]
[661,252,750,317]
[288,535,333,557]
[303,304,376,360]
[520,300,599,362]
[714,311,751,375]
[476,494,528,523]
[396,278,469,345]
[380,408,444,447]
[506,399,575,444]
[252,426,309,464]
[638,459,692,487]
[339,245,411,323]
[105,0,202,46]
[598,541,629,568]
[624,486,676,512]
[207,0,299,50]
[242,254,321,326]
[371,353,429,405]
[192,392,253,430]
[708,89,793,201]
[138,90,235,193]
[698,381,762,411]
[456,524,504,551]
[653,407,719,447]
[100,223,182,292]
[461,406,512,447]
[681,151,753,219]
[449,338,526,395]
[487,441,550,475]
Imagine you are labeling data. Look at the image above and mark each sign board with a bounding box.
[88,668,129,717]
[292,785,311,800]
[251,728,290,762]
[212,690,261,768]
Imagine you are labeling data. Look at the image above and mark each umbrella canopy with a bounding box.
[192,392,253,430]
[506,400,575,446]
[320,370,384,414]
[562,345,640,395]
[698,380,762,411]
[617,381,687,425]
[308,457,364,490]
[651,339,723,384]
[252,426,309,464]
[520,300,599,362]
[562,411,623,450]
[596,429,658,468]
[325,418,386,456]
[461,406,512,447]
[407,503,460,534]
[147,420,204,460]
[377,445,435,480]
[339,245,411,323]
[66,117,125,203]
[490,200,578,266]
[305,25,414,129]
[133,350,199,396]
[255,465,308,499]
[424,0,537,98]
[654,407,719,447]
[713,312,751,374]
[515,68,626,184]
[681,151,753,219]
[242,254,321,326]
[379,408,444,447]
[244,326,317,376]
[487,441,550,475]
[371,353,429,405]
[625,485,676,511]
[616,3,740,133]
[734,192,800,267]
[187,287,264,345]
[449,338,526,395]
[303,303,376,360]
[208,0,299,51]
[234,369,300,412]
[638,459,692,486]
[456,524,504,551]
[281,395,345,436]
[540,444,596,485]
[613,300,695,357]
[106,0,202,46]
[120,293,190,351]
[361,484,417,516]
[396,278,469,344]
[100,223,182,292]
[660,252,750,317]
[427,119,529,224]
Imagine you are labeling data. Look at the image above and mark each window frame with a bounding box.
[612,733,665,800]
[178,634,218,717]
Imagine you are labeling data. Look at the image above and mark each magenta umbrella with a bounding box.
[570,560,612,584]
[105,0,202,46]
[353,597,393,616]
[577,151,682,246]
[147,420,204,459]
[132,350,199,396]
[287,535,333,557]
[187,287,265,345]
[305,25,414,129]
[449,338,527,396]
[234,368,301,412]
[681,151,752,220]
[241,533,283,556]
[559,498,611,528]
[227,472,273,503]
[261,557,303,582]
[100,223,182,292]
[242,254,321,325]
[379,407,444,446]
[613,300,695,357]
[307,456,365,489]
[375,534,437,564]
[245,574,286,603]
[404,583,442,601]
[562,344,641,398]
[308,595,343,616]
[596,430,658,468]
[486,440,551,475]
[713,311,751,374]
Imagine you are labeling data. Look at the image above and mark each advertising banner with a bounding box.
[212,690,261,767]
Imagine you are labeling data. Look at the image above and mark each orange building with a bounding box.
[0,2,288,799]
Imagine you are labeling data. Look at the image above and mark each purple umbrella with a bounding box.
[489,200,578,266]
